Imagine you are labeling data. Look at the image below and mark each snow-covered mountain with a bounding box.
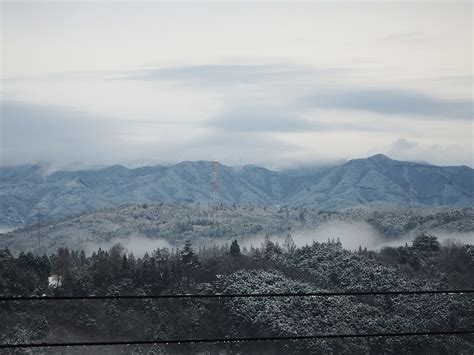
[287,154,474,208]
[1,154,472,226]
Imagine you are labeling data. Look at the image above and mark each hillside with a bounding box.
[1,203,472,255]
[1,237,472,353]
[1,155,473,227]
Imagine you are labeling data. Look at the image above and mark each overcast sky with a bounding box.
[1,1,472,169]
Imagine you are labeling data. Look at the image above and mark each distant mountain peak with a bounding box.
[344,154,394,168]
[367,154,392,161]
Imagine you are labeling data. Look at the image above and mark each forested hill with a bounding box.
[1,154,473,226]
[1,203,472,255]
[1,236,472,353]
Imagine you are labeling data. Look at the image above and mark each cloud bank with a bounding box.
[309,88,473,120]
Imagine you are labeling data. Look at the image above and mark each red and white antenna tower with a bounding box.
[210,161,219,209]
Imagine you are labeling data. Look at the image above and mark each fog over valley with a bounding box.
[82,220,473,257]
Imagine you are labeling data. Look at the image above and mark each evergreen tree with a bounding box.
[283,233,296,254]
[180,240,200,287]
[413,233,440,253]
[53,248,72,282]
[180,240,199,268]
[230,239,241,256]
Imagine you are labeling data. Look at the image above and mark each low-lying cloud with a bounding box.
[237,220,385,251]
[83,220,473,257]
[88,235,173,257]
[376,231,474,249]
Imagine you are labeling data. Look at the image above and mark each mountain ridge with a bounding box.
[1,154,472,226]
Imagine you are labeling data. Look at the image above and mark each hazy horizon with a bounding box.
[0,153,472,175]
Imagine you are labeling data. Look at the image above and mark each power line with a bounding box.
[1,330,472,349]
[1,289,472,301]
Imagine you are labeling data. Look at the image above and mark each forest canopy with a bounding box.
[1,234,472,354]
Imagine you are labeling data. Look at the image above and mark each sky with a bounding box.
[1,1,473,170]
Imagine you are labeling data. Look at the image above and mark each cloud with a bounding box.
[2,92,472,170]
[87,235,173,257]
[123,62,354,90]
[0,100,305,169]
[0,100,183,167]
[1,100,120,165]
[389,138,419,153]
[206,107,313,133]
[309,88,473,120]
[204,106,396,135]
[179,130,303,169]
[120,63,472,124]
[125,63,308,86]
[383,138,473,167]
[5,62,344,89]
[232,220,384,251]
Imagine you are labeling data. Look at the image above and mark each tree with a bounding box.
[283,233,296,254]
[180,240,199,267]
[36,255,51,283]
[119,255,130,278]
[53,248,72,282]
[109,244,126,279]
[413,234,440,254]
[263,235,282,260]
[179,240,200,287]
[230,239,241,256]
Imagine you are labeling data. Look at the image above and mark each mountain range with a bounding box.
[1,154,473,226]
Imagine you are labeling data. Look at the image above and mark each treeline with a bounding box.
[0,234,299,297]
[1,233,471,297]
